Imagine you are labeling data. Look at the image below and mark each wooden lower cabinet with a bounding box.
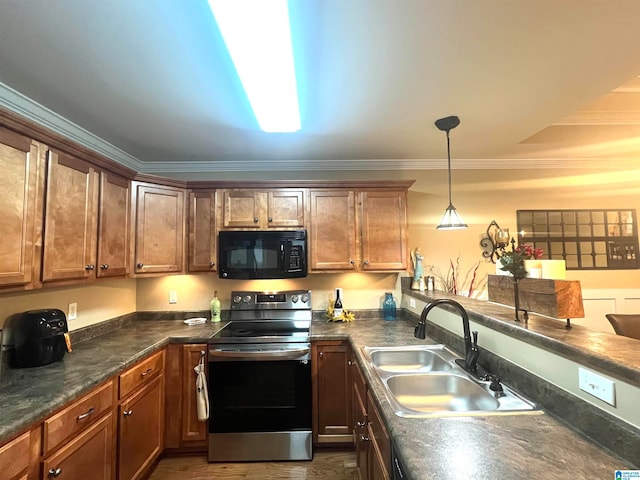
[164,344,208,451]
[352,361,391,480]
[42,413,113,480]
[0,430,31,480]
[312,340,353,445]
[118,373,164,480]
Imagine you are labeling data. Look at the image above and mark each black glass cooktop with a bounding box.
[209,320,311,344]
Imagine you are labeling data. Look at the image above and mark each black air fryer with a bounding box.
[7,309,68,368]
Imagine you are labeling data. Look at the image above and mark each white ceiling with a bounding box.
[0,0,639,174]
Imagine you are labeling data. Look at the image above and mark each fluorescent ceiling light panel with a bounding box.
[208,0,300,132]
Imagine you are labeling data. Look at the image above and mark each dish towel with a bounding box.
[194,355,209,422]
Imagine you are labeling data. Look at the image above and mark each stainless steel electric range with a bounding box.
[207,290,312,462]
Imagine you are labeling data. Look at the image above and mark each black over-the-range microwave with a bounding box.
[218,230,308,279]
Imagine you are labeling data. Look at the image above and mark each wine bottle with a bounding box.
[333,288,343,320]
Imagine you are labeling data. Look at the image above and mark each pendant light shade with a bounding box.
[434,115,468,230]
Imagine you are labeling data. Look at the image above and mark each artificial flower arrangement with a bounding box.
[499,243,544,280]
[325,300,355,322]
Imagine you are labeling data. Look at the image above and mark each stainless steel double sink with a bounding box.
[361,345,541,418]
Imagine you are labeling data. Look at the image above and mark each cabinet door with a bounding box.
[309,190,357,271]
[313,341,353,444]
[42,413,113,480]
[42,150,99,282]
[221,190,261,228]
[353,384,368,480]
[0,431,30,480]
[188,191,217,272]
[368,426,391,480]
[133,183,184,274]
[181,345,208,444]
[266,190,305,228]
[0,127,40,288]
[360,191,408,270]
[97,172,130,278]
[118,374,164,480]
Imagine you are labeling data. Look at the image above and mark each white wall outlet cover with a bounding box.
[68,302,78,320]
[409,298,416,308]
[169,290,178,304]
[578,367,616,406]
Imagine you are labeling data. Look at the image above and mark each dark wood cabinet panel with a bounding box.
[221,189,305,229]
[181,345,208,445]
[313,341,353,445]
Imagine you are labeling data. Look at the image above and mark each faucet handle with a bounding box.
[472,330,478,347]
[414,323,426,339]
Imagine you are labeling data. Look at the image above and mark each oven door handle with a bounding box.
[208,347,310,360]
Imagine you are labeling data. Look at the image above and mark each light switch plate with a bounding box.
[68,302,77,320]
[579,367,616,406]
[409,298,416,308]
[169,290,178,304]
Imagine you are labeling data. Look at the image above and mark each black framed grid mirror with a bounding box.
[517,209,639,270]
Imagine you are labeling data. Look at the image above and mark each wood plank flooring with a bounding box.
[148,450,359,480]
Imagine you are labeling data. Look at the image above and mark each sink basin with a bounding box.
[369,348,453,372]
[361,345,541,418]
[362,345,455,373]
[386,373,499,413]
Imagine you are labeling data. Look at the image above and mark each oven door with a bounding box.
[208,344,312,434]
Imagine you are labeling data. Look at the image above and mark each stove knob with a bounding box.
[232,296,242,304]
[291,294,299,303]
[243,295,252,304]
[301,293,309,304]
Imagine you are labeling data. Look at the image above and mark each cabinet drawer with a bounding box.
[43,380,114,455]
[0,431,30,480]
[119,350,165,399]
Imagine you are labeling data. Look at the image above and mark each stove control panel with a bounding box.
[230,290,312,310]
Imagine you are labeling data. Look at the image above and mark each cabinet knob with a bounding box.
[348,360,353,366]
[48,468,62,478]
[350,259,355,265]
[85,264,95,270]
[268,217,273,222]
[136,263,144,269]
[253,217,259,223]
[360,434,370,442]
[355,421,365,428]
[363,260,370,266]
[100,264,109,270]
[123,409,133,417]
[140,368,153,377]
[209,262,216,267]
[319,352,323,358]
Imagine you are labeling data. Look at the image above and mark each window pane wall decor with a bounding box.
[517,209,639,270]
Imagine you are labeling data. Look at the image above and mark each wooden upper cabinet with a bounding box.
[360,190,408,271]
[309,190,357,271]
[188,190,217,272]
[221,189,305,229]
[133,183,185,274]
[0,127,41,289]
[42,150,99,283]
[97,171,130,278]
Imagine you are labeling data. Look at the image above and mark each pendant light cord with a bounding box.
[446,131,453,206]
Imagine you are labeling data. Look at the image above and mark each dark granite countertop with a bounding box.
[313,317,635,480]
[0,312,635,479]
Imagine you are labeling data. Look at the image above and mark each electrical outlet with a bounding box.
[169,290,178,304]
[409,298,416,308]
[68,302,78,320]
[579,367,616,406]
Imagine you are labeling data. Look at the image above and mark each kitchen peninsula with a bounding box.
[0,289,637,480]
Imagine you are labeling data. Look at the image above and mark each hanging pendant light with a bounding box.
[435,115,468,230]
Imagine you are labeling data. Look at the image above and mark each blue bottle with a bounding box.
[383,292,397,321]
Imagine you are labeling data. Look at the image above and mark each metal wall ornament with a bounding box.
[480,220,513,263]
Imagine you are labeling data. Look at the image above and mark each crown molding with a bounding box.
[0,82,142,171]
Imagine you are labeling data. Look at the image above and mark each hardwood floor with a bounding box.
[148,450,359,480]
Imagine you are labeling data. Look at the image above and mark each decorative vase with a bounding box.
[383,292,397,321]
